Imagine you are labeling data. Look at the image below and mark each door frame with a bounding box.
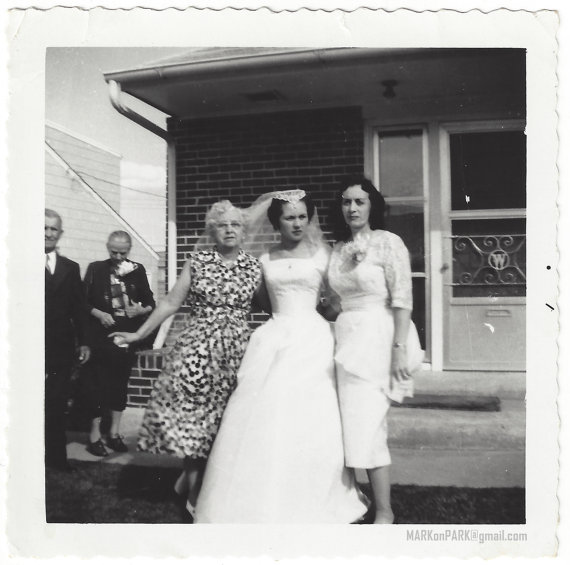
[364,122,431,364]
[439,119,526,370]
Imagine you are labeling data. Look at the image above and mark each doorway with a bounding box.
[440,121,526,370]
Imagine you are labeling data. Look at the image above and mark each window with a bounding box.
[378,129,424,198]
[376,128,427,348]
[450,131,526,210]
[447,126,526,298]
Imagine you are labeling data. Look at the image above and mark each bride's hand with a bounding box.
[390,347,411,384]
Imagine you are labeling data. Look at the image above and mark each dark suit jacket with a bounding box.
[45,254,90,371]
[84,259,156,346]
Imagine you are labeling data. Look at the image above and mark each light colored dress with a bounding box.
[328,230,423,469]
[195,246,368,523]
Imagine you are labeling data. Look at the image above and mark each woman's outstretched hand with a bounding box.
[109,331,140,347]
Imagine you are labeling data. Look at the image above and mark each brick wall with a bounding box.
[170,106,364,259]
[127,106,364,407]
[127,349,166,407]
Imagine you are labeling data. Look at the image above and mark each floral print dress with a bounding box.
[137,248,262,459]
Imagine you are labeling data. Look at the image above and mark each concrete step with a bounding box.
[388,398,525,451]
[71,398,526,456]
[67,408,178,469]
[358,448,525,488]
[67,393,525,488]
[376,397,525,487]
[69,370,526,488]
[414,370,526,399]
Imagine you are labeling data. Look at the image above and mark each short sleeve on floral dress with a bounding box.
[137,248,261,459]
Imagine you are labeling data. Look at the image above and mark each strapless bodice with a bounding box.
[261,247,329,316]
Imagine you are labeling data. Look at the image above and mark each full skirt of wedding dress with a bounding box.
[195,311,368,523]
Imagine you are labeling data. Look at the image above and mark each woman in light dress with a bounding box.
[195,189,368,523]
[326,176,423,524]
[110,201,262,519]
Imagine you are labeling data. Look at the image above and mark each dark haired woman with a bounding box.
[195,189,367,523]
[327,176,423,524]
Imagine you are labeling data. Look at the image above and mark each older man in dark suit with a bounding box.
[83,230,155,456]
[45,209,91,471]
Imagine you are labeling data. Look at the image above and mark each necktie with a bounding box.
[45,254,52,274]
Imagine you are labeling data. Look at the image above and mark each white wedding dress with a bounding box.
[195,246,368,523]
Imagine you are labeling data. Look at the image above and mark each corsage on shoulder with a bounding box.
[341,232,371,264]
[115,260,138,277]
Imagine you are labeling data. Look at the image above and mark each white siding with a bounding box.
[45,127,159,297]
[46,125,121,212]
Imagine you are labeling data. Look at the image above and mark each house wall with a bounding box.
[126,106,365,406]
[46,125,121,212]
[123,51,527,404]
[170,106,363,267]
[45,126,160,296]
[129,104,529,406]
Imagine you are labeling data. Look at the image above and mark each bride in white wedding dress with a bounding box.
[194,190,368,523]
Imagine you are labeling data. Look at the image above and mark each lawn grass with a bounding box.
[46,461,524,524]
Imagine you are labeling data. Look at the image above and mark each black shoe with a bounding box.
[86,439,109,457]
[106,435,128,453]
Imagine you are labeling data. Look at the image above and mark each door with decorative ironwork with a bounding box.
[442,122,526,370]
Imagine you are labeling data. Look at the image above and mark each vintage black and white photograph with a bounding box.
[5,4,560,560]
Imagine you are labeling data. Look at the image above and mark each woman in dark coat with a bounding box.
[83,230,155,456]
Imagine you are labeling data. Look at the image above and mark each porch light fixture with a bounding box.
[382,80,398,99]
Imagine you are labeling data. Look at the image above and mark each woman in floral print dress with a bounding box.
[111,200,262,519]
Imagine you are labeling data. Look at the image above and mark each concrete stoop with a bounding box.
[413,370,525,399]
[67,370,526,489]
[377,397,525,488]
[369,371,526,488]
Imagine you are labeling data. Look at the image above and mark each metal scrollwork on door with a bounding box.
[451,234,526,290]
